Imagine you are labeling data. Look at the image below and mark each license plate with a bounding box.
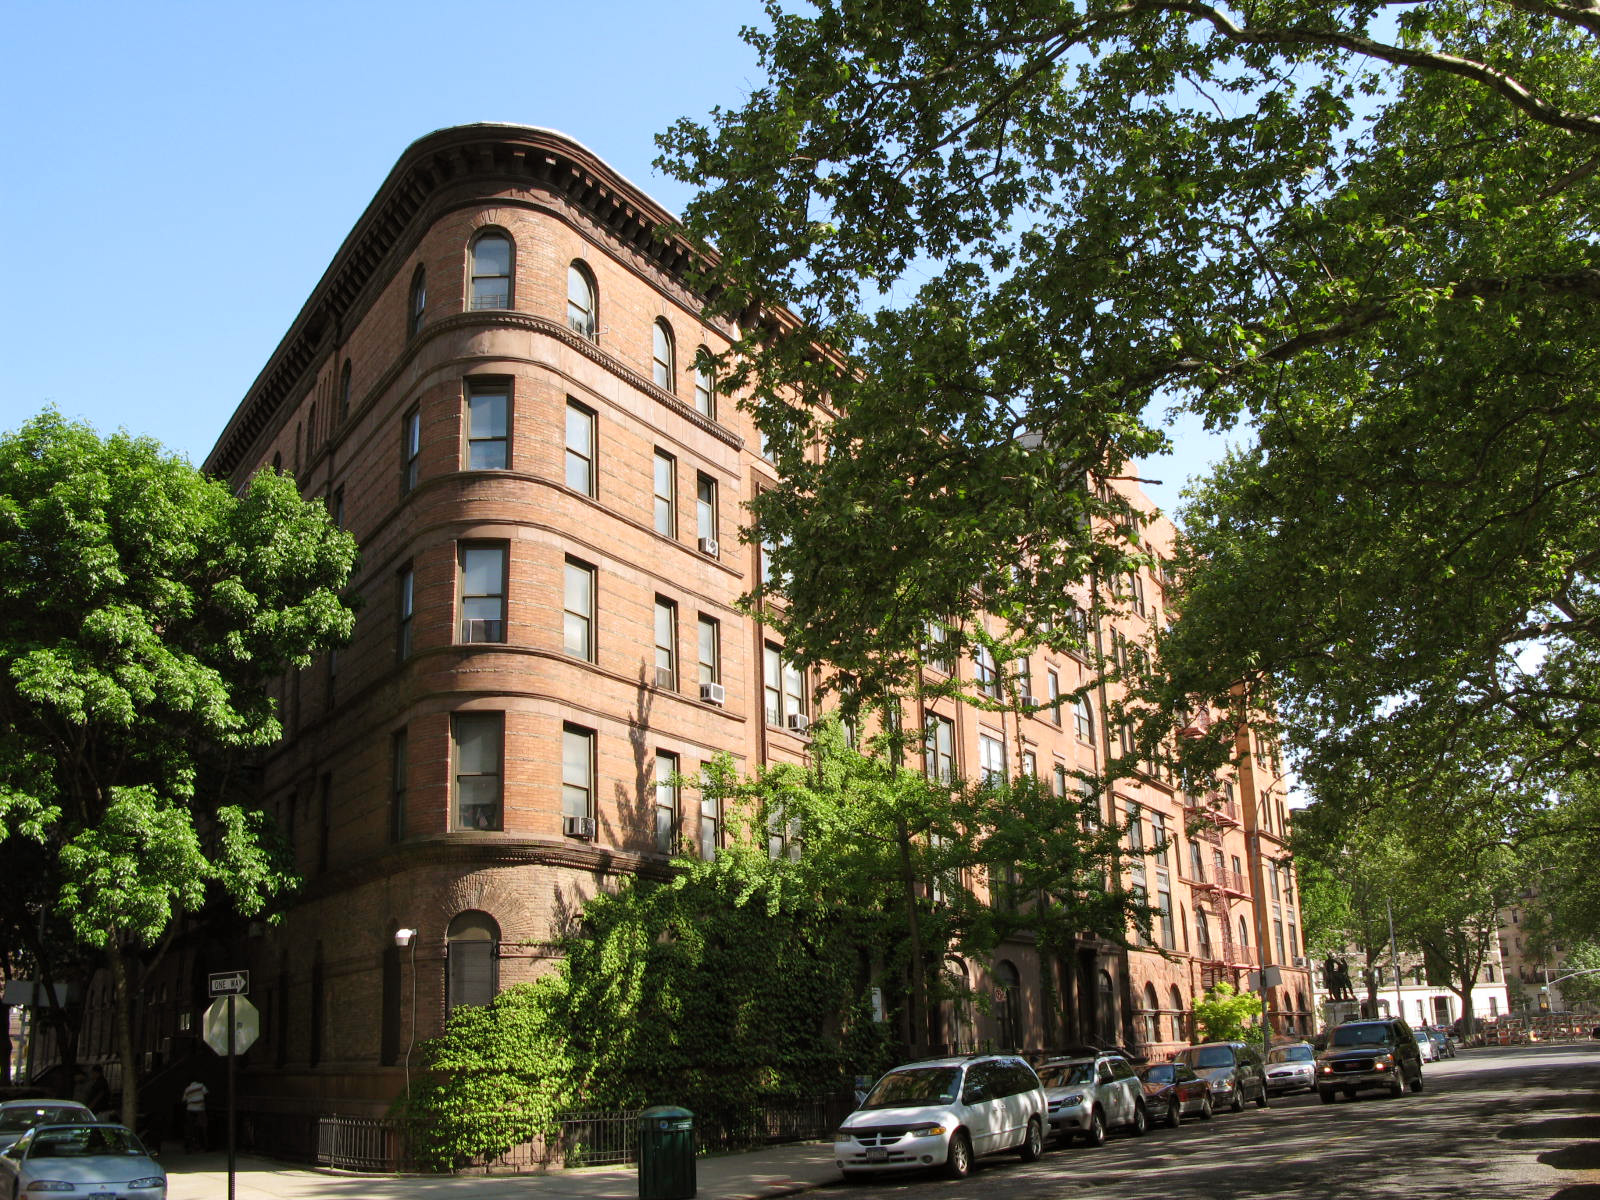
[88,1193,116,1200]
[866,1148,888,1162]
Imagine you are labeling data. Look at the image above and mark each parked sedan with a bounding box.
[1264,1042,1317,1095]
[0,1123,165,1199]
[1137,1062,1214,1126]
[1414,1029,1438,1062]
[1425,1027,1456,1060]
[0,1101,95,1151]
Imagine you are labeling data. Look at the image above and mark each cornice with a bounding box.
[301,831,680,901]
[206,124,720,480]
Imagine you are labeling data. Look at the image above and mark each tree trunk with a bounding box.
[1364,948,1381,1017]
[1454,974,1477,1044]
[108,941,140,1132]
[895,818,929,1058]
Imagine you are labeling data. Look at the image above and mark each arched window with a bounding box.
[1196,910,1212,959]
[1073,695,1094,742]
[407,265,427,337]
[446,911,500,1013]
[338,360,352,423]
[693,346,716,418]
[994,960,1022,1051]
[1238,916,1249,947]
[1097,969,1117,1046]
[1142,982,1161,1045]
[1170,985,1186,1042]
[652,319,676,390]
[469,231,513,310]
[567,261,597,339]
[1179,904,1189,952]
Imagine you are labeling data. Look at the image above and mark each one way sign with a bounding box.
[208,971,250,997]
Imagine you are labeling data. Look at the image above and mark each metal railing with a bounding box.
[244,1092,853,1175]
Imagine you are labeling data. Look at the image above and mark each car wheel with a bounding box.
[1131,1101,1148,1136]
[1318,1088,1336,1104]
[1255,1082,1269,1108]
[1410,1070,1424,1094]
[1085,1108,1108,1147]
[1199,1095,1214,1120]
[944,1130,973,1180]
[1230,1087,1245,1113]
[1167,1098,1182,1128]
[1019,1117,1044,1162]
[1389,1072,1405,1097]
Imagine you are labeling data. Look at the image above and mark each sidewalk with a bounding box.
[164,1140,843,1200]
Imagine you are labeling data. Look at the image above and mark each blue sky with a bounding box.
[0,0,1231,516]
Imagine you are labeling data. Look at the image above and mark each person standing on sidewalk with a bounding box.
[182,1080,209,1152]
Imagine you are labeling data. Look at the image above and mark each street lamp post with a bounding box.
[394,928,418,1098]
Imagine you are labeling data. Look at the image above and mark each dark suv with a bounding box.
[1315,1018,1423,1102]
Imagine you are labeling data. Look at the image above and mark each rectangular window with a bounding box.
[397,564,414,659]
[696,474,718,544]
[978,732,1005,783]
[565,400,595,495]
[1152,812,1169,866]
[1021,750,1038,777]
[924,621,953,675]
[1015,657,1033,703]
[563,558,595,661]
[697,616,720,685]
[974,644,999,699]
[453,712,503,830]
[1274,916,1287,964]
[653,449,676,537]
[654,751,679,855]
[924,714,955,783]
[763,642,807,726]
[466,381,509,470]
[562,724,594,819]
[700,792,720,860]
[654,597,677,689]
[1128,805,1144,850]
[1158,883,1175,950]
[459,543,507,643]
[389,729,407,843]
[1047,669,1061,725]
[401,407,421,493]
[1052,763,1068,796]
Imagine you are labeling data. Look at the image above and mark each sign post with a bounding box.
[206,972,253,1200]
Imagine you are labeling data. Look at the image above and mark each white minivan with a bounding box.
[833,1055,1048,1179]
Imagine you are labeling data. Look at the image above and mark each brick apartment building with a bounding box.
[60,124,1307,1117]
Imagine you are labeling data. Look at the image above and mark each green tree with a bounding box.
[658,0,1600,827]
[1547,942,1600,1011]
[0,411,356,1126]
[1191,982,1263,1043]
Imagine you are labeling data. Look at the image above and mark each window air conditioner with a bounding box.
[1019,693,1037,707]
[654,667,676,689]
[700,682,726,705]
[698,537,720,559]
[564,815,597,840]
[1294,956,1310,968]
[786,712,810,734]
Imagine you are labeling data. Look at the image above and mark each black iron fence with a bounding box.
[241,1091,855,1175]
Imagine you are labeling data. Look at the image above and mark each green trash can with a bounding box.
[638,1106,696,1200]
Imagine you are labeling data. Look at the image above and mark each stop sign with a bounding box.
[203,995,260,1056]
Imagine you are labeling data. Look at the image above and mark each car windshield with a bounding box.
[861,1067,961,1108]
[1180,1047,1235,1069]
[1037,1062,1095,1087]
[1332,1025,1395,1048]
[1140,1064,1176,1083]
[1269,1046,1314,1063]
[29,1128,145,1159]
[0,1108,84,1133]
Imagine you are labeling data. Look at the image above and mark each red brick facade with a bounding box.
[132,124,1307,1115]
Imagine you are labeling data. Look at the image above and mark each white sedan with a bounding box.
[0,1123,165,1199]
[1413,1030,1439,1062]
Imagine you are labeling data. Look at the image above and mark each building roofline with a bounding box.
[205,123,706,479]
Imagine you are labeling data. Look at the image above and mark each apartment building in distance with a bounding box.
[60,124,1308,1116]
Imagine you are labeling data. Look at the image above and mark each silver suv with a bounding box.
[1037,1052,1148,1145]
[833,1055,1047,1179]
